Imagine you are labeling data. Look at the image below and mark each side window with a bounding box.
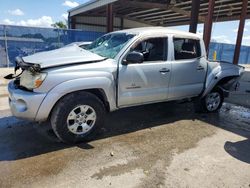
[131,38,167,62]
[173,38,201,60]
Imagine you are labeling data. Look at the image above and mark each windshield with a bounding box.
[83,33,135,59]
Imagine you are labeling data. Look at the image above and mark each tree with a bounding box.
[51,21,67,29]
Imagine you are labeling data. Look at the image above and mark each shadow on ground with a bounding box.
[0,101,249,163]
[224,139,250,164]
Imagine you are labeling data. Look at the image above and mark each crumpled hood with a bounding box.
[22,45,105,69]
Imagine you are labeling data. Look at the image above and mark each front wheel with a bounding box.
[195,89,224,113]
[50,91,105,144]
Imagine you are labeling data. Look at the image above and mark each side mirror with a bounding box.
[122,51,144,65]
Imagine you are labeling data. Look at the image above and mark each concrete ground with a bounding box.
[0,103,250,188]
[0,66,249,188]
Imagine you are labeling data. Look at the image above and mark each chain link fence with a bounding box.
[0,24,249,67]
[209,42,250,64]
[0,25,104,67]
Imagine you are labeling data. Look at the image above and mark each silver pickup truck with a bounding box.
[6,27,244,143]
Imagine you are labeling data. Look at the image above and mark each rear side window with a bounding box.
[173,38,201,60]
[131,37,167,62]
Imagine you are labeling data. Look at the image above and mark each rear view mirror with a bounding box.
[122,51,144,65]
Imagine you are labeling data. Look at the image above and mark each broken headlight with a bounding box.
[20,70,47,90]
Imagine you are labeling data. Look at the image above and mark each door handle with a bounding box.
[159,68,170,73]
[197,66,204,70]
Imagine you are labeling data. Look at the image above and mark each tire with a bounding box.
[50,91,105,144]
[195,88,224,113]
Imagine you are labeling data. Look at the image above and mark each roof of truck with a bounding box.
[113,27,202,39]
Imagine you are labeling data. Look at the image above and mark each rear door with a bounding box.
[118,37,171,107]
[168,37,207,100]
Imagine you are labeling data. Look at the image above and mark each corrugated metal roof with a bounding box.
[69,0,250,26]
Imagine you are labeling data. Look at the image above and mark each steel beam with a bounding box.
[70,17,76,29]
[233,0,248,65]
[106,3,114,33]
[203,0,215,52]
[67,14,71,29]
[120,17,124,30]
[189,0,201,33]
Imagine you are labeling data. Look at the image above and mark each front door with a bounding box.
[118,37,171,107]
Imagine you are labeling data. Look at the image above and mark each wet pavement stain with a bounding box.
[90,103,250,187]
[0,152,69,187]
[220,103,250,131]
[0,102,249,188]
[91,120,216,187]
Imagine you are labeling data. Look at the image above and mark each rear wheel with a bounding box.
[50,91,105,144]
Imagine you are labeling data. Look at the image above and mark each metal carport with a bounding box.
[68,0,250,64]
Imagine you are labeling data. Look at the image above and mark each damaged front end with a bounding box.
[4,57,46,91]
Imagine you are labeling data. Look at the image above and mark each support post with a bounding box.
[67,14,71,29]
[203,0,215,53]
[106,4,114,33]
[245,47,250,64]
[4,25,9,67]
[189,0,201,33]
[120,17,124,30]
[69,17,76,29]
[233,0,248,65]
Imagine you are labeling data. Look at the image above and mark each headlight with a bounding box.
[20,70,47,90]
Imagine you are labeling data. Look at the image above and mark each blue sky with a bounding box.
[0,0,250,46]
[173,21,250,46]
[0,0,89,26]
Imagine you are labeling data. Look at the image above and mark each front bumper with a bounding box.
[8,81,46,121]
